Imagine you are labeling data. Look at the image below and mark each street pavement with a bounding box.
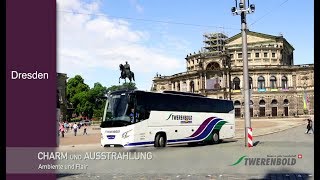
[56,124,314,180]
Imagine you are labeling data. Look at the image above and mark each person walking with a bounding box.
[59,124,65,138]
[83,124,88,135]
[305,119,314,134]
[64,122,68,133]
[73,123,78,136]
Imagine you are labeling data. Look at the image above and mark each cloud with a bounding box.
[57,0,184,88]
[129,0,144,13]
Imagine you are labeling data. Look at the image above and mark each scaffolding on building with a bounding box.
[201,32,228,57]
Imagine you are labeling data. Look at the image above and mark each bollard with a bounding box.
[248,127,253,147]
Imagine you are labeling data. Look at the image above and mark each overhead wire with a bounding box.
[57,10,239,30]
[249,0,289,27]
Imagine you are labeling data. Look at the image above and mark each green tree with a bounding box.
[107,82,137,93]
[89,83,107,118]
[67,75,90,98]
[66,75,90,116]
[75,82,108,119]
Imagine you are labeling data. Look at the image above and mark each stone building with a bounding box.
[151,31,314,118]
[57,73,68,120]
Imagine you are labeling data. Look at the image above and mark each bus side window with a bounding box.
[137,106,150,121]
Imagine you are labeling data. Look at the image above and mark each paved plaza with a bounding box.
[57,123,314,179]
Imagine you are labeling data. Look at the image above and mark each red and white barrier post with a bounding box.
[248,128,253,147]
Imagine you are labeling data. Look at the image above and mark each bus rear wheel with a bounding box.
[155,134,166,147]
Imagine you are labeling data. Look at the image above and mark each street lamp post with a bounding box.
[231,0,255,147]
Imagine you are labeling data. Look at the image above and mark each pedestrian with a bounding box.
[59,124,65,138]
[305,119,314,134]
[64,122,68,133]
[83,124,88,135]
[73,123,78,136]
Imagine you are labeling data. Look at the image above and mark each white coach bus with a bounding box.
[100,90,235,147]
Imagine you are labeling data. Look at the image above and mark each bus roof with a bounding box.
[109,89,232,102]
[108,89,234,113]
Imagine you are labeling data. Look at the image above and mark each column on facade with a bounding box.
[197,75,200,91]
[171,82,174,91]
[204,73,207,90]
[266,73,269,88]
[222,72,225,88]
[291,74,295,88]
[269,49,271,64]
[252,74,256,89]
[277,74,281,88]
[180,80,183,92]
[226,71,229,90]
[186,79,190,92]
[194,78,197,92]
[240,76,243,90]
[200,74,203,90]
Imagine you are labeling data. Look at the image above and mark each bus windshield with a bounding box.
[105,93,131,122]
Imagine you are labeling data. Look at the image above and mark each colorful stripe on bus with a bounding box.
[125,117,227,147]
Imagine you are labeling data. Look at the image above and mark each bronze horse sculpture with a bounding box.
[119,64,135,83]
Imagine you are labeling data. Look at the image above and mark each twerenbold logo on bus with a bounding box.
[230,155,300,166]
[166,113,193,124]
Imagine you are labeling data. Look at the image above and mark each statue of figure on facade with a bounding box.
[119,61,135,83]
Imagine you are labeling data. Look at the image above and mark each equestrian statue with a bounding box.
[119,61,135,83]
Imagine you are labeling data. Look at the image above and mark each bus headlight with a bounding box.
[122,130,132,139]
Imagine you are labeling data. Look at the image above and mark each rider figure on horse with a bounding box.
[123,61,130,77]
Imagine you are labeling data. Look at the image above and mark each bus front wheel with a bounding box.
[155,134,166,147]
[211,131,220,144]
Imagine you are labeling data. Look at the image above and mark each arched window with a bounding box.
[270,76,277,89]
[190,81,195,93]
[259,100,266,106]
[283,99,289,116]
[206,62,220,70]
[234,100,241,117]
[249,77,253,89]
[258,76,265,90]
[271,99,278,105]
[177,82,180,91]
[259,100,266,117]
[233,77,241,90]
[250,100,254,117]
[281,76,288,89]
[271,99,278,116]
[234,101,241,106]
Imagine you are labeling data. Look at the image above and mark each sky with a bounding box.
[57,0,314,91]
